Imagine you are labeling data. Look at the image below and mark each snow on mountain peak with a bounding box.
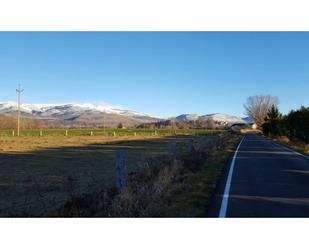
[176,113,249,125]
[0,102,148,118]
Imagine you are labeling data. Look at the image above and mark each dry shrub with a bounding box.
[109,159,182,217]
[52,133,237,217]
[277,136,290,143]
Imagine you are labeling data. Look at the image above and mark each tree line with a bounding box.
[244,94,308,143]
[0,114,42,130]
[262,105,309,143]
[137,117,222,130]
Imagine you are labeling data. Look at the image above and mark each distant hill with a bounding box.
[175,113,249,126]
[175,114,199,121]
[0,102,252,128]
[0,102,158,128]
[242,116,254,124]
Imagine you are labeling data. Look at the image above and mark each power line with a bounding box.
[16,84,24,137]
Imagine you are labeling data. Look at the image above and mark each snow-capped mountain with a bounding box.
[242,116,254,124]
[200,113,247,125]
[0,102,148,118]
[175,114,199,121]
[176,113,249,126]
[0,102,157,128]
[0,102,252,128]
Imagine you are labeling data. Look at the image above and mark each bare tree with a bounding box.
[205,117,217,129]
[244,95,279,128]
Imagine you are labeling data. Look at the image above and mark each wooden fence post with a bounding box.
[12,130,15,136]
[65,130,68,136]
[40,131,43,136]
[113,131,116,137]
[115,150,127,189]
[90,131,93,136]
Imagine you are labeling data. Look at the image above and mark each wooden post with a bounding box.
[40,131,43,136]
[90,131,93,136]
[115,150,127,189]
[134,132,137,136]
[12,130,15,136]
[65,130,68,136]
[113,131,116,137]
[155,130,157,136]
[16,84,24,137]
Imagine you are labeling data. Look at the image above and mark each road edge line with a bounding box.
[218,135,245,218]
[268,139,309,160]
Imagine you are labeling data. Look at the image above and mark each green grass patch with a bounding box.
[0,128,225,137]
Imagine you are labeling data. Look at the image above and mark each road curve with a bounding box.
[218,134,309,218]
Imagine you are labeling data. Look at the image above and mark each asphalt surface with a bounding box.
[218,134,309,218]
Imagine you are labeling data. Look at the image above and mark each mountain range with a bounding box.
[0,102,158,128]
[175,113,252,125]
[0,102,252,128]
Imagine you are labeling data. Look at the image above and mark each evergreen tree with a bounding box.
[262,105,282,136]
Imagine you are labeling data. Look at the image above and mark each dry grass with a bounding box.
[0,133,205,216]
[53,132,241,217]
[0,134,171,152]
[273,136,309,154]
[240,128,261,134]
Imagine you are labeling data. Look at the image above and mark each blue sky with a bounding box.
[0,32,308,117]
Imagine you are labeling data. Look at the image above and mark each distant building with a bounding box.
[230,123,248,130]
[251,123,258,130]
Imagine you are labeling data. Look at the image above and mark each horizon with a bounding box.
[1,32,309,117]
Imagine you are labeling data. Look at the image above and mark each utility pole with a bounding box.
[16,84,24,137]
[103,112,106,133]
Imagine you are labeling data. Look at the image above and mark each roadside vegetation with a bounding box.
[52,132,241,217]
[244,95,308,154]
[262,105,309,154]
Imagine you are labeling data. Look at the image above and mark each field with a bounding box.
[0,128,222,137]
[0,129,225,216]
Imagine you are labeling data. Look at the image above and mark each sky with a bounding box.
[0,32,308,117]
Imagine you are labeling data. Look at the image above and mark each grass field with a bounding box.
[0,128,223,137]
[0,129,226,216]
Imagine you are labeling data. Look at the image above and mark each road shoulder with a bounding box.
[207,135,244,217]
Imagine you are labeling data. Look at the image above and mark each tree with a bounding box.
[195,118,204,129]
[285,106,309,142]
[261,105,309,142]
[0,114,42,130]
[262,105,283,136]
[205,117,216,129]
[117,123,123,129]
[244,95,279,128]
[265,105,280,121]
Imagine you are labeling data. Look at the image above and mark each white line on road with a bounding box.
[269,140,309,160]
[219,135,246,218]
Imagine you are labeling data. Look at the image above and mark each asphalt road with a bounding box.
[218,134,309,218]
